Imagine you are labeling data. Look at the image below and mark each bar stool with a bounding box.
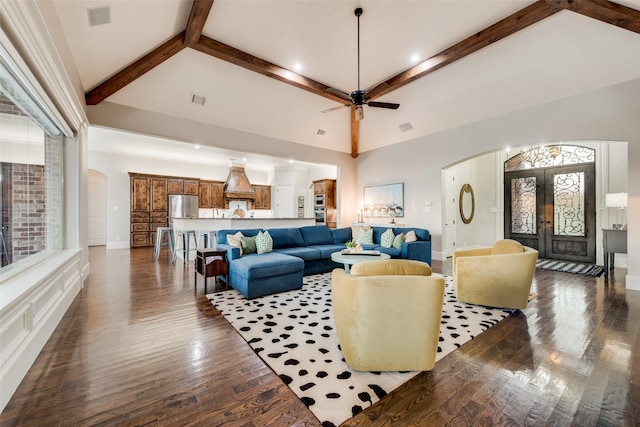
[198,230,216,249]
[155,227,175,259]
[173,230,197,264]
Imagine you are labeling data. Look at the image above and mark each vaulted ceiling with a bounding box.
[52,0,640,158]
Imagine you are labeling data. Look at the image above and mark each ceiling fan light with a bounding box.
[355,106,364,121]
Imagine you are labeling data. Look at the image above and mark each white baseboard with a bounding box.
[626,274,640,292]
[107,241,130,249]
[432,251,446,262]
[81,261,90,282]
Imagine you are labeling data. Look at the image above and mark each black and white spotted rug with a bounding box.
[207,273,513,427]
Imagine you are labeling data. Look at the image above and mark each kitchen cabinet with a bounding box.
[167,178,183,194]
[313,179,336,208]
[199,180,225,208]
[184,179,199,195]
[253,185,271,210]
[131,176,150,212]
[130,173,197,247]
[151,178,167,211]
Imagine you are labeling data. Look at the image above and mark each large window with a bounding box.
[0,47,65,277]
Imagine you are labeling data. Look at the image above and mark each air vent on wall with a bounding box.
[88,6,110,27]
[399,122,414,132]
[190,93,206,106]
[316,128,326,136]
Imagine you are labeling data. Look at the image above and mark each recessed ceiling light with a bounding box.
[410,54,420,63]
[242,157,247,161]
[194,144,201,149]
[289,159,294,164]
[293,63,303,72]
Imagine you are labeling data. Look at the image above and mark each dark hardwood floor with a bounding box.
[1,247,638,426]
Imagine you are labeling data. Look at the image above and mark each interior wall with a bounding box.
[448,151,501,250]
[88,150,272,248]
[446,141,628,266]
[355,77,640,287]
[87,102,357,227]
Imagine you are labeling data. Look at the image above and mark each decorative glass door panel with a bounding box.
[511,176,537,235]
[505,145,595,263]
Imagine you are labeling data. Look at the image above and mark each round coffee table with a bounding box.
[331,251,391,273]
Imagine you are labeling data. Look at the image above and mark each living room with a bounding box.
[1,0,640,424]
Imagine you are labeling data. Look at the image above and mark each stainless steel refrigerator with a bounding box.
[168,195,199,225]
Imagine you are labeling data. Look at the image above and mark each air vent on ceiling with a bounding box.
[399,122,414,132]
[190,93,206,106]
[316,128,326,136]
[88,6,110,27]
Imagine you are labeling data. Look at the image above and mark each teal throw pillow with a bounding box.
[380,228,395,248]
[392,232,405,249]
[255,230,273,254]
[240,235,257,254]
[356,228,373,245]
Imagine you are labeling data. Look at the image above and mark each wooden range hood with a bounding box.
[223,165,256,200]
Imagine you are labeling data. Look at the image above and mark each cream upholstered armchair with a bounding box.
[453,239,538,309]
[331,259,445,372]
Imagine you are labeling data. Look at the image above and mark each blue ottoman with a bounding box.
[229,252,304,299]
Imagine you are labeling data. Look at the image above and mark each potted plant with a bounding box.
[345,240,362,253]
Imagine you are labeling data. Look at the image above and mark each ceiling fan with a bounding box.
[322,7,400,120]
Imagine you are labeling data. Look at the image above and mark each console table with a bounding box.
[602,228,627,278]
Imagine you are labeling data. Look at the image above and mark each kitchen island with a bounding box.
[171,217,317,260]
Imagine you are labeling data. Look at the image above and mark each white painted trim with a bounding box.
[0,0,86,133]
[626,274,640,292]
[432,250,447,262]
[107,241,130,249]
[0,249,81,412]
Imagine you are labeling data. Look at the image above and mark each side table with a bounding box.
[602,228,627,278]
[195,249,229,293]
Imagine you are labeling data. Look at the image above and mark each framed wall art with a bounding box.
[363,183,404,218]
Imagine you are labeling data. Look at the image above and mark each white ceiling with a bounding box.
[52,0,640,158]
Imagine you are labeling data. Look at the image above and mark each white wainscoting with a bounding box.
[0,249,82,412]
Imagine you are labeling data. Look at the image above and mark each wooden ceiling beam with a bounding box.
[547,0,640,34]
[85,32,186,105]
[366,1,562,100]
[191,35,349,104]
[184,0,215,45]
[350,106,360,159]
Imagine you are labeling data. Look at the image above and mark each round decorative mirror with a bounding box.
[459,183,475,224]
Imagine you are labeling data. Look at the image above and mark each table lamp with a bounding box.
[605,192,627,230]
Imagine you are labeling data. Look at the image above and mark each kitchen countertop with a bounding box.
[173,217,315,220]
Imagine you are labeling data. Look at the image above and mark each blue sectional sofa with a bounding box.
[215,225,431,299]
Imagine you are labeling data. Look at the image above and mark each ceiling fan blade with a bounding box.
[321,104,350,114]
[367,101,400,110]
[326,87,351,102]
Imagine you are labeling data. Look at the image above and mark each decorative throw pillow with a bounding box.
[226,231,244,255]
[255,230,273,254]
[240,235,257,254]
[404,230,417,243]
[351,225,371,242]
[356,228,373,245]
[380,228,395,248]
[392,232,406,249]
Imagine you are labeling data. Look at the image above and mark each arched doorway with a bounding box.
[504,145,596,263]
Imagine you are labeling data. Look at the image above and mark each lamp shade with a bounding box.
[605,192,627,208]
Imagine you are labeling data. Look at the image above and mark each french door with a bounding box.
[504,163,596,262]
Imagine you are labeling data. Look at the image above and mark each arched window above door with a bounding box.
[505,145,595,172]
